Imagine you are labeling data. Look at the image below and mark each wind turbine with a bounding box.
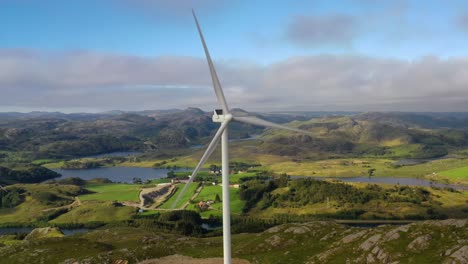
[172,10,309,264]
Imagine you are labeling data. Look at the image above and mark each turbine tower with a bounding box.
[172,10,309,264]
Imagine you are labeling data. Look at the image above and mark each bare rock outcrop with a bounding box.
[284,225,310,234]
[342,230,368,244]
[407,234,432,252]
[445,246,468,264]
[359,234,382,251]
[265,235,281,247]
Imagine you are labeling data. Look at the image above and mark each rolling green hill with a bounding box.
[259,114,468,159]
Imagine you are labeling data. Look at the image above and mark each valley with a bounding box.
[1,110,467,263]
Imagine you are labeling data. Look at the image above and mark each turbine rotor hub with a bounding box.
[212,109,231,123]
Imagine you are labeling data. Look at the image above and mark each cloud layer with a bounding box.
[1,49,468,112]
[286,14,358,47]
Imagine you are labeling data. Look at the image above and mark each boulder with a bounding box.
[448,246,468,263]
[407,234,432,252]
[284,225,310,234]
[24,227,64,241]
[359,234,382,251]
[342,230,368,244]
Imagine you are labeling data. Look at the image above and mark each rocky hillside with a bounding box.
[0,219,466,263]
[0,108,261,159]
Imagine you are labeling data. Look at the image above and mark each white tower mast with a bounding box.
[172,10,309,264]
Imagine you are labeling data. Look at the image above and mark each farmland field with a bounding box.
[80,184,143,202]
[194,185,245,217]
[439,165,468,182]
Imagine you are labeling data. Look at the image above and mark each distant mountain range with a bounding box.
[1,109,468,160]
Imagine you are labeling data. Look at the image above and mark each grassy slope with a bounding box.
[0,196,50,223]
[80,183,142,202]
[0,184,80,224]
[0,184,137,225]
[50,201,136,224]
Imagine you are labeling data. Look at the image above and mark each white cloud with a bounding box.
[0,49,468,112]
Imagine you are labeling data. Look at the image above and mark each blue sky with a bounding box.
[1,0,468,112]
[2,0,468,62]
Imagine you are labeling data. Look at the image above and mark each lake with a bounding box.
[52,167,190,183]
[52,166,466,189]
[85,151,142,158]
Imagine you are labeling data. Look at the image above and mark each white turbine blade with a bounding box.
[192,9,230,113]
[171,120,230,209]
[233,116,309,134]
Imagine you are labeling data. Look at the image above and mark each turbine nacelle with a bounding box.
[213,109,232,123]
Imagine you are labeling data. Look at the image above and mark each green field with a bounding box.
[439,165,468,181]
[80,184,143,202]
[194,185,245,217]
[158,183,198,209]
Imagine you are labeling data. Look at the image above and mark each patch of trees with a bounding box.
[274,179,434,207]
[0,166,60,185]
[238,175,289,213]
[132,210,205,236]
[239,177,439,220]
[62,160,102,169]
[239,180,276,213]
[205,215,279,235]
[276,179,381,206]
[230,162,261,172]
[55,177,87,186]
[0,188,25,208]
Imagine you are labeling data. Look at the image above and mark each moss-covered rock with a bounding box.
[24,227,64,240]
